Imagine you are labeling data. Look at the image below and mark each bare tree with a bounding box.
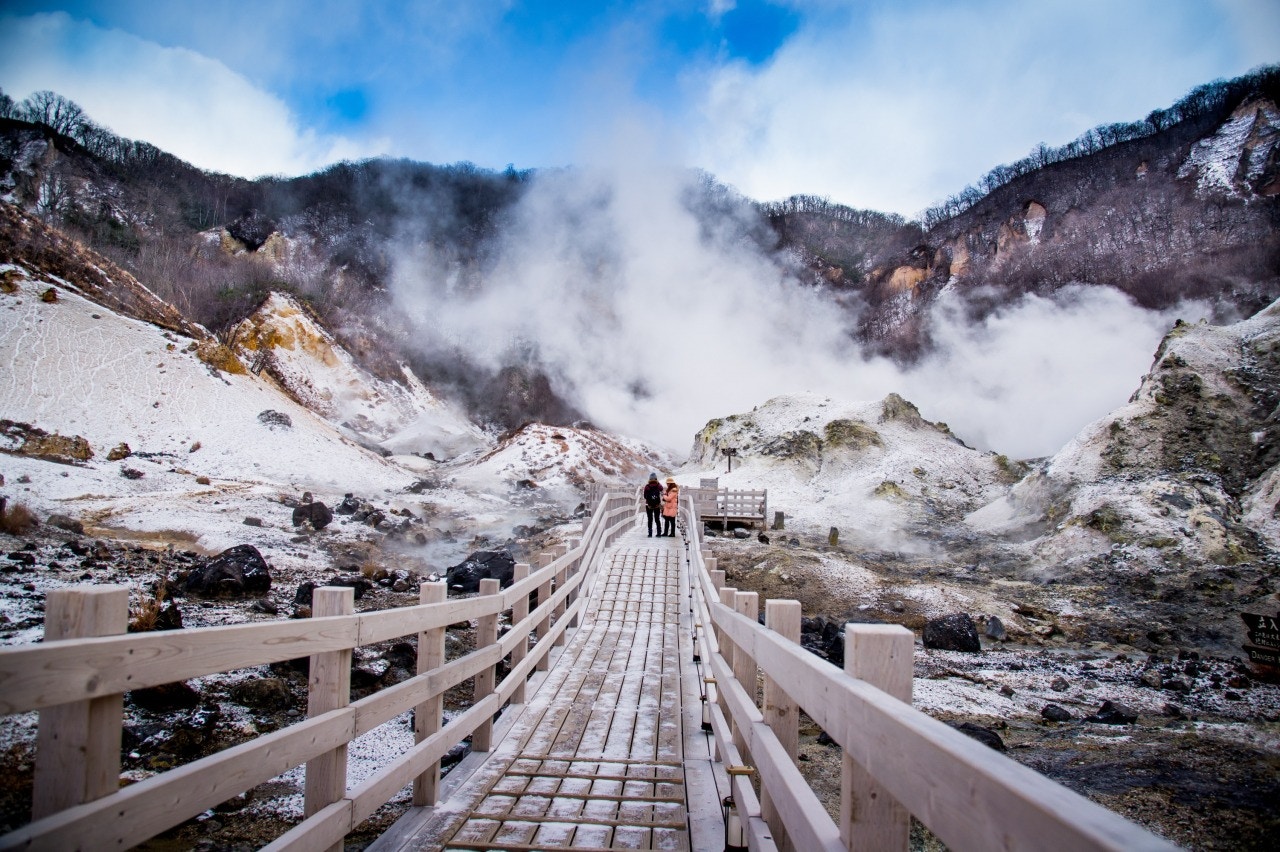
[20,90,88,139]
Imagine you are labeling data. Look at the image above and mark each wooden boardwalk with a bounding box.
[375,524,720,851]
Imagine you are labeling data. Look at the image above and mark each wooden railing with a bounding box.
[687,486,768,527]
[678,495,1180,852]
[0,489,638,851]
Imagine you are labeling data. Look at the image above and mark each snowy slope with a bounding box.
[678,392,1014,547]
[231,292,486,459]
[450,422,661,502]
[0,267,419,549]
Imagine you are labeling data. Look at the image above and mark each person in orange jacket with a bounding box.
[660,478,679,537]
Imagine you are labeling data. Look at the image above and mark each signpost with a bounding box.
[722,447,738,473]
[1241,610,1280,667]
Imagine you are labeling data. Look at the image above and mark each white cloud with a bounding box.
[0,12,384,177]
[689,0,1278,215]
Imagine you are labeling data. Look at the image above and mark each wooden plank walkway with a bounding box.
[375,522,723,851]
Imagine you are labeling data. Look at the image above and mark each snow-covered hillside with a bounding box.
[0,267,426,549]
[680,391,1016,547]
[230,292,485,459]
[450,422,662,502]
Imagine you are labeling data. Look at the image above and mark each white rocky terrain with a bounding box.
[1,230,1278,849]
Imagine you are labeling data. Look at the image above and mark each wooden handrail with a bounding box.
[678,496,1180,852]
[0,488,638,851]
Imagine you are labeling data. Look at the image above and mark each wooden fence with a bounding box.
[0,490,639,851]
[677,495,1180,852]
[686,486,768,528]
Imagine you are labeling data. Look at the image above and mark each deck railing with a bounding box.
[0,489,638,851]
[678,495,1180,852]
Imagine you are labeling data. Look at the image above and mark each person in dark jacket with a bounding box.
[642,473,663,537]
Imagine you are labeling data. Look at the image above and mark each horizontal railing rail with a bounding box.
[679,496,1179,852]
[0,489,638,851]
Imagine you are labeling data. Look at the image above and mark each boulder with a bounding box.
[446,550,517,593]
[230,677,292,710]
[922,613,982,652]
[335,494,360,515]
[184,544,272,598]
[129,682,201,713]
[983,616,1007,641]
[257,410,292,430]
[947,721,1006,751]
[292,501,333,530]
[1041,703,1073,722]
[1086,700,1139,725]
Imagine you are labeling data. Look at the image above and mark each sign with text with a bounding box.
[1241,610,1280,666]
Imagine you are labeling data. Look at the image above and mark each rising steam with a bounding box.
[390,156,1207,461]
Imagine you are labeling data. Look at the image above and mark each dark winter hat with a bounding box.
[649,473,658,481]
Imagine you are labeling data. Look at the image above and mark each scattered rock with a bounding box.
[947,721,1006,751]
[1050,676,1070,692]
[106,442,132,461]
[983,616,1007,641]
[922,613,981,653]
[243,517,264,527]
[120,466,145,479]
[446,550,517,593]
[257,410,292,430]
[249,599,279,615]
[129,682,201,713]
[184,544,272,597]
[1086,700,1139,725]
[1041,703,1073,722]
[229,677,292,710]
[292,501,333,530]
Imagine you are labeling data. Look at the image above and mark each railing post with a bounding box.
[552,544,569,647]
[413,579,447,806]
[565,539,582,628]
[510,563,531,704]
[731,591,758,759]
[841,624,913,852]
[472,578,501,751]
[305,585,354,852]
[534,553,553,671]
[763,600,802,852]
[32,585,128,819]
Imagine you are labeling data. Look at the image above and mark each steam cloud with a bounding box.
[390,160,1208,461]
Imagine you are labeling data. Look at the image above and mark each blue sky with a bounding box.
[1,0,1277,215]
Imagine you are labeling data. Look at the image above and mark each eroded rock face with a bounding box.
[184,544,272,597]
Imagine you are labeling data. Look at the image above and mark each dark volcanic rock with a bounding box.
[129,681,201,713]
[1041,703,1073,722]
[446,550,517,593]
[292,501,333,530]
[184,544,272,597]
[1087,700,1139,725]
[257,410,292,429]
[230,677,292,710]
[922,613,981,652]
[948,721,1006,751]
